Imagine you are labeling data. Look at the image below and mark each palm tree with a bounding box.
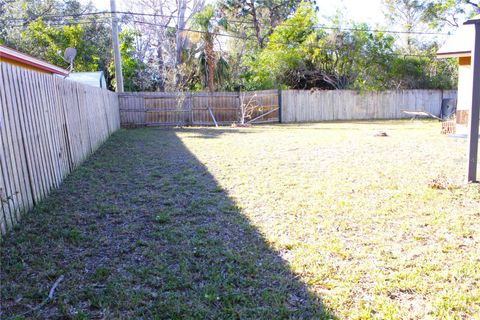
[192,5,218,92]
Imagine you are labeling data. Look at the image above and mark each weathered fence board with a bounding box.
[119,89,457,126]
[0,63,120,235]
[119,90,279,127]
[281,90,458,123]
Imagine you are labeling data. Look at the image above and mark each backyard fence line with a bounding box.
[281,89,458,123]
[0,74,460,236]
[119,89,459,127]
[0,63,120,235]
[118,90,280,127]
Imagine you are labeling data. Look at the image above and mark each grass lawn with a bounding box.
[1,120,479,319]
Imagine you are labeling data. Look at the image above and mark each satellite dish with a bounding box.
[64,47,77,65]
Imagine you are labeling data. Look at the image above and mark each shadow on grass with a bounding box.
[1,128,334,319]
[156,127,256,139]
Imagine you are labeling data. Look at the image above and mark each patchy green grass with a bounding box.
[1,120,479,319]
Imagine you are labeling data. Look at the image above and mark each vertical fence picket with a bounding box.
[0,64,17,231]
[5,64,32,217]
[0,63,120,236]
[1,64,25,223]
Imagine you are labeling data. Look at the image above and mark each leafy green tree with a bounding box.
[244,1,456,91]
[385,48,457,89]
[1,0,456,92]
[219,0,306,48]
[20,19,100,71]
[108,30,143,92]
[243,1,316,89]
[422,0,480,29]
[245,3,393,90]
[382,0,427,52]
[1,0,112,80]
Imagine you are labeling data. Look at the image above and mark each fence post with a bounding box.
[237,91,241,124]
[278,89,282,123]
[187,93,192,125]
[141,93,146,127]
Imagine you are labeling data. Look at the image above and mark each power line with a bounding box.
[219,17,451,36]
[4,18,250,40]
[0,11,117,21]
[0,11,176,21]
[3,19,111,27]
[130,20,248,39]
[0,10,452,36]
[129,20,441,58]
[1,18,443,58]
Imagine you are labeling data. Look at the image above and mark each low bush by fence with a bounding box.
[0,63,120,235]
[281,89,458,123]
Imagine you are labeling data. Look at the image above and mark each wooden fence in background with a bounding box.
[120,89,458,126]
[281,89,458,122]
[0,63,120,235]
[119,90,279,127]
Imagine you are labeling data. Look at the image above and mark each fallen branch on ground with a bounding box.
[9,275,64,319]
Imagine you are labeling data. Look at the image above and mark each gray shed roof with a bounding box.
[67,71,107,88]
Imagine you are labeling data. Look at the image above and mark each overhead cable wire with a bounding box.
[0,10,452,36]
[3,18,444,58]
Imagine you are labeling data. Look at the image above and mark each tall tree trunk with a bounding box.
[249,1,263,47]
[157,44,165,92]
[175,0,187,88]
[153,6,166,92]
[205,40,215,92]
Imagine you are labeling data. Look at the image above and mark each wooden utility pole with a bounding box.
[464,17,480,183]
[110,0,124,92]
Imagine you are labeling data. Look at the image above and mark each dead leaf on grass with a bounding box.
[428,174,454,190]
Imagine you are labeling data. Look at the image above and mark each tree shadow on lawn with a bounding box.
[1,128,334,319]
[156,127,256,140]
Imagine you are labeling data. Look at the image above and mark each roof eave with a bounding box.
[0,45,69,76]
[437,51,472,59]
[464,15,480,25]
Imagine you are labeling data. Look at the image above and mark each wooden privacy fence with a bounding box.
[0,63,120,235]
[120,89,459,126]
[281,89,458,122]
[119,90,280,127]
